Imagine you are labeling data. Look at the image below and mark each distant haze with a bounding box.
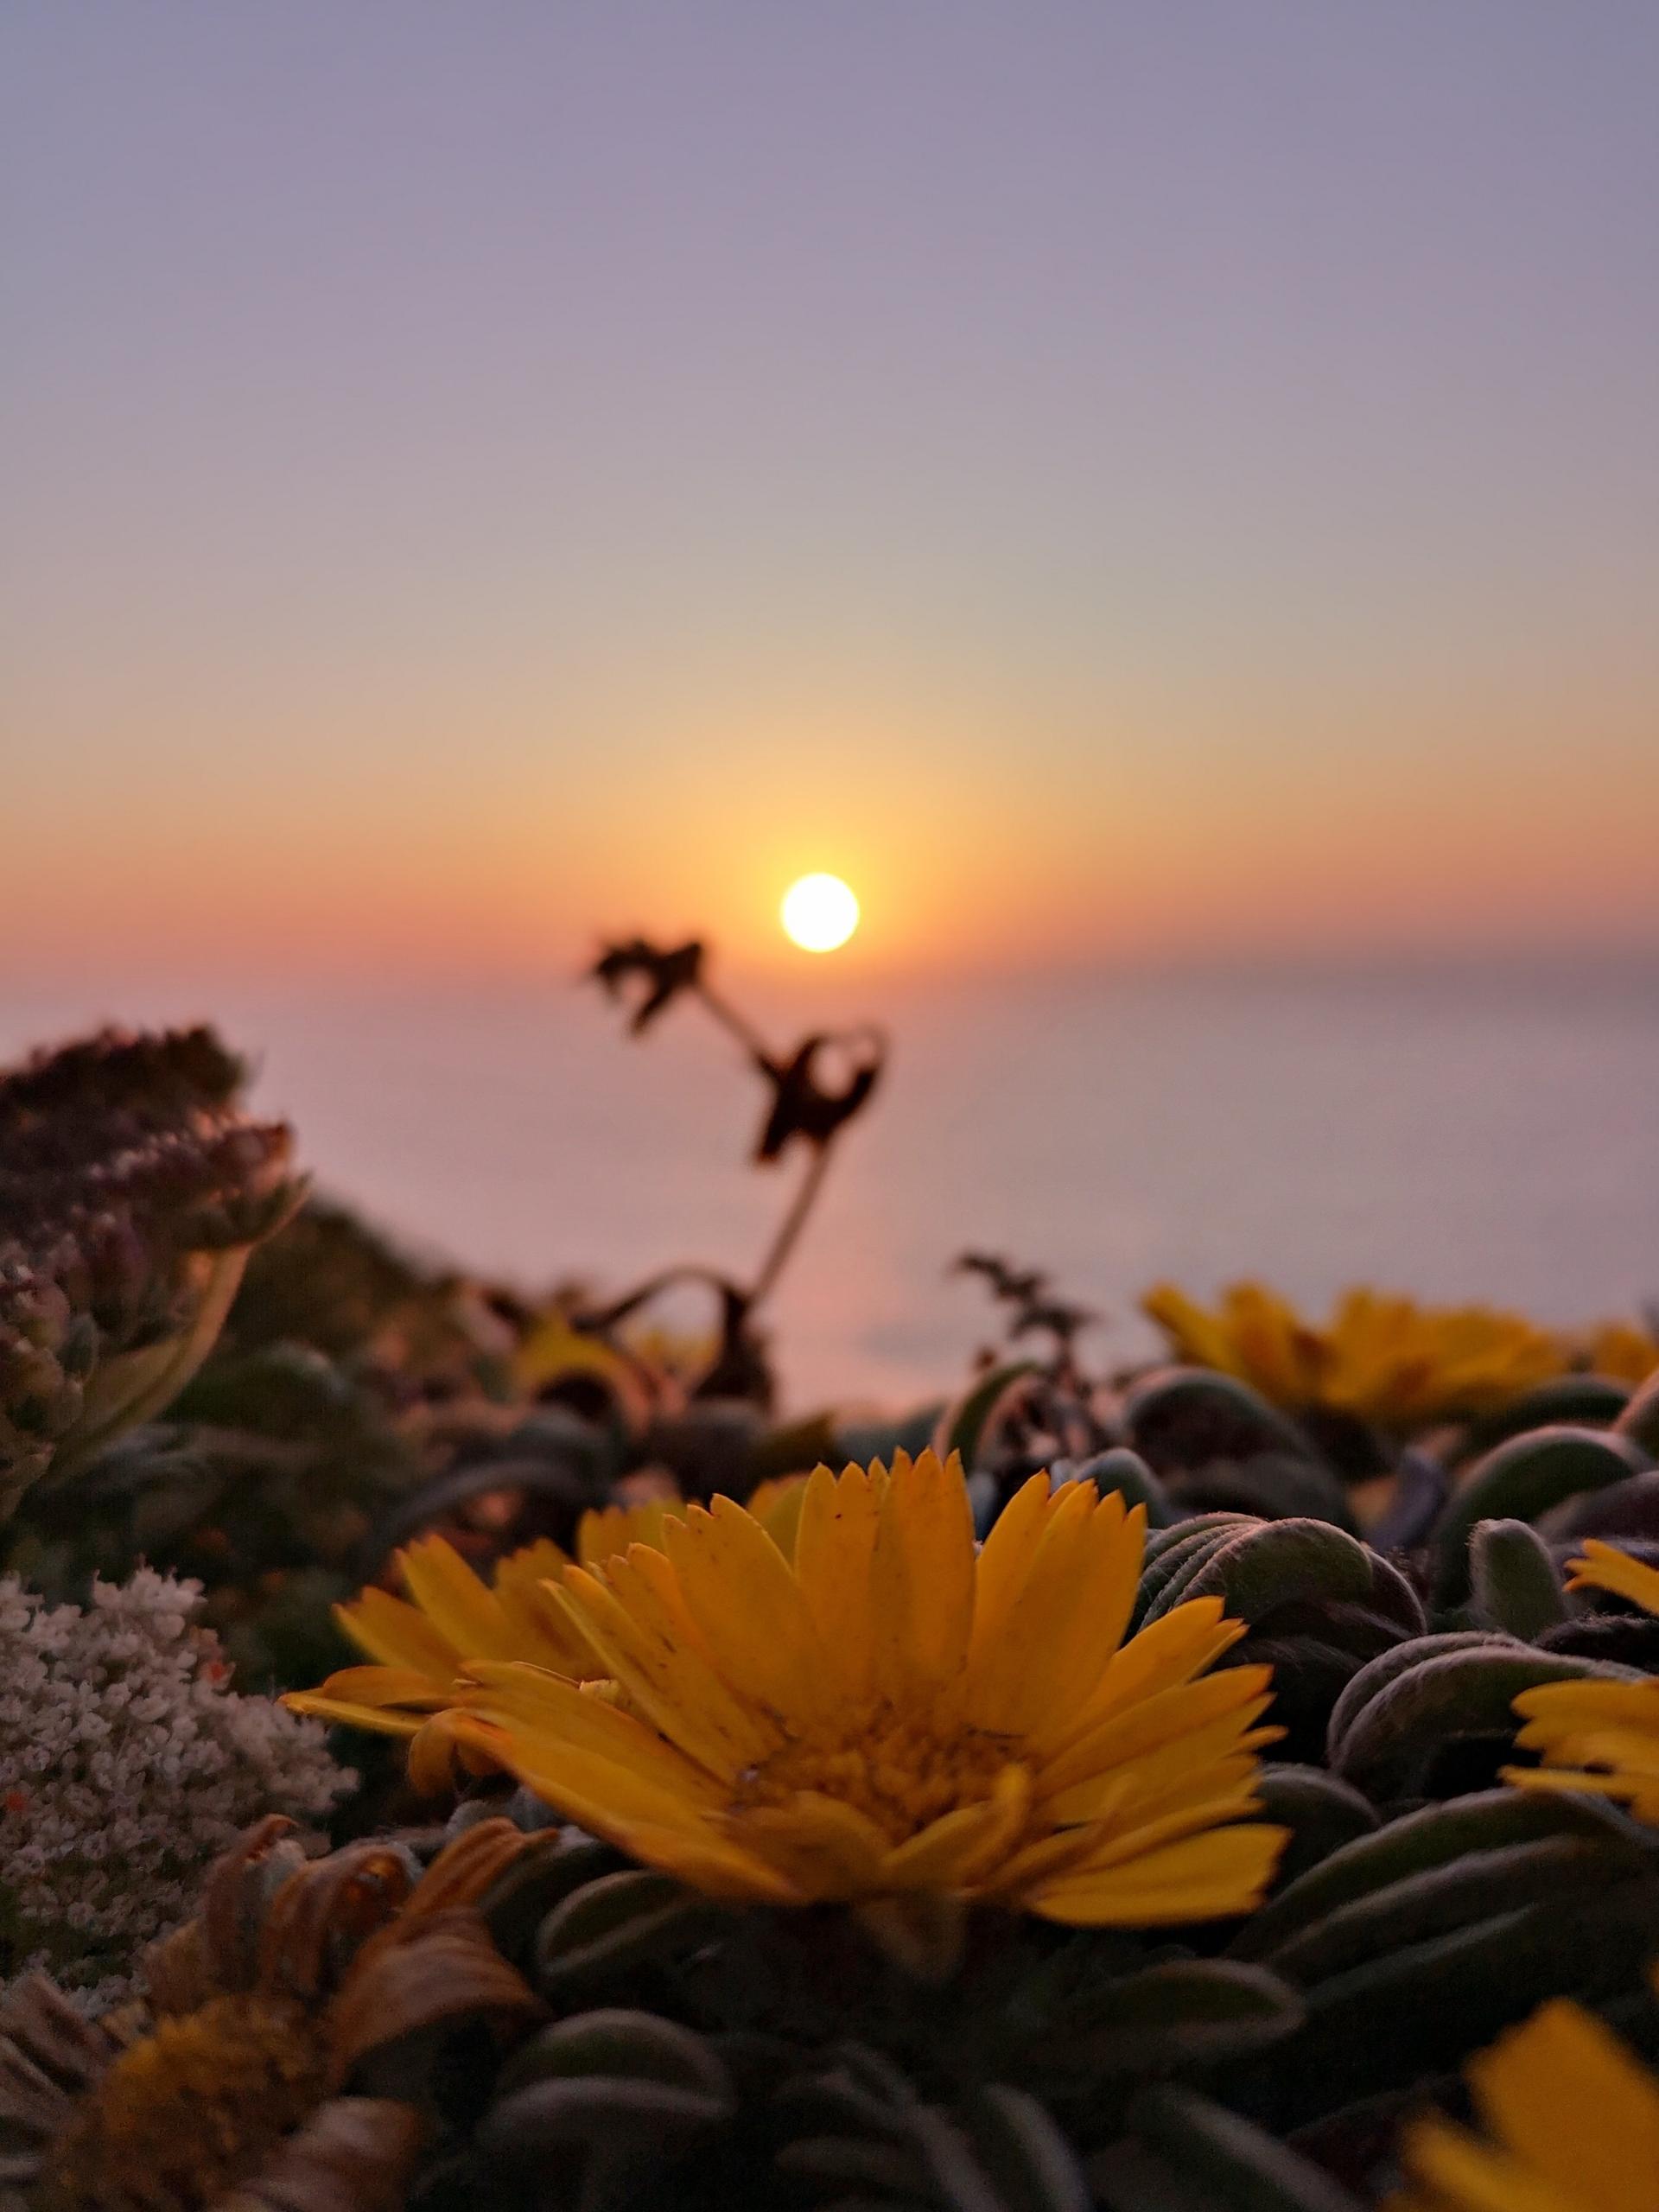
[4,962,1657,1408]
[4,3,1658,979]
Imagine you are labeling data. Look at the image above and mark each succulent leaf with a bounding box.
[1328,1642,1643,1799]
[1103,2083,1366,2211]
[1228,1786,1630,1963]
[1119,1369,1319,1474]
[1431,1425,1652,1605]
[1467,1517,1568,1639]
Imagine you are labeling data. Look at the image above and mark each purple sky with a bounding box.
[6,3,1658,976]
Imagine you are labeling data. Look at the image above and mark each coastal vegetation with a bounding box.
[3,1014,1656,2211]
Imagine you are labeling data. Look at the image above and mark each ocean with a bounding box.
[4,963,1657,1411]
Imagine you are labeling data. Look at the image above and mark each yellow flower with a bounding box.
[287,1484,809,1788]
[580,1478,805,1564]
[446,1450,1287,1927]
[1141,1281,1565,1427]
[285,1534,596,1788]
[1577,1319,1659,1386]
[1390,1977,1659,2212]
[1504,1540,1659,1824]
[512,1308,720,1416]
[741,1471,808,1559]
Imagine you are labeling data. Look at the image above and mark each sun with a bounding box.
[781,873,860,953]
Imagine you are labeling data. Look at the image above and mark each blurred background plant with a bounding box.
[0,1027,302,1519]
[582,933,887,1402]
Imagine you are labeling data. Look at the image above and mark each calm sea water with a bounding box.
[4,964,1657,1410]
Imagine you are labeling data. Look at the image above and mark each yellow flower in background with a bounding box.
[512,1306,723,1417]
[512,1311,638,1393]
[1504,1539,1659,1825]
[1141,1281,1565,1427]
[288,1481,810,1787]
[1577,1319,1659,1387]
[447,1450,1286,1928]
[1389,1977,1659,2212]
[1142,1282,1326,1407]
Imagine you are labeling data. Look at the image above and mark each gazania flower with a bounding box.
[1389,1974,1659,2212]
[0,1815,537,2212]
[287,1481,808,1787]
[1141,1281,1564,1428]
[1505,1540,1659,1824]
[447,1451,1286,1929]
[285,1535,596,1789]
[576,1475,804,1566]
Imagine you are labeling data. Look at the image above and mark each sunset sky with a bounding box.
[6,3,1658,983]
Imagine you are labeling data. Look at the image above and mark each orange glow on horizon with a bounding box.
[11,678,1659,986]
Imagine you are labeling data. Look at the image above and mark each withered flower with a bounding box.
[0,1816,539,2212]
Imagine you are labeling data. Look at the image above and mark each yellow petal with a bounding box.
[1058,1789,1269,1878]
[794,1462,884,1708]
[1046,1597,1245,1754]
[296,1664,455,1712]
[1040,1665,1275,1802]
[578,1499,680,1567]
[459,1660,721,1805]
[725,1793,891,1895]
[334,1586,459,1677]
[747,1474,809,1561]
[965,1471,1058,1673]
[965,1479,1102,1732]
[1031,1822,1285,1926]
[1047,1703,1279,1826]
[559,1552,779,1777]
[868,1447,976,1707]
[881,1765,1033,1893]
[1141,1286,1251,1380]
[1466,1999,1659,2211]
[461,1721,719,1837]
[661,1496,832,1725]
[397,1537,517,1662]
[1397,2113,1585,2212]
[605,1821,804,1903]
[1017,1493,1147,1751]
[1566,1539,1659,1620]
[407,1713,471,1793]
[282,1694,423,1738]
[1513,1679,1659,1730]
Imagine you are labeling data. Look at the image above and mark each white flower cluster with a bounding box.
[0,1568,346,2010]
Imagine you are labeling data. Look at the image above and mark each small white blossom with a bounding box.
[0,1568,346,2010]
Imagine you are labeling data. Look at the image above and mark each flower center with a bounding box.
[44,1994,328,2212]
[730,1710,1019,1845]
